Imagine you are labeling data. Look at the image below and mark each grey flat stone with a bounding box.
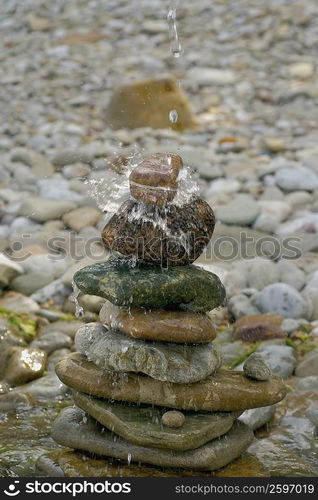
[52,407,253,471]
[75,323,222,384]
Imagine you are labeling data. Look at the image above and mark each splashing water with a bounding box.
[167,1,182,58]
[70,280,84,318]
[169,109,178,123]
[87,147,142,213]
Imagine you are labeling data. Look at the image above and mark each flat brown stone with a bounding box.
[99,302,216,343]
[56,353,287,412]
[101,196,215,266]
[52,407,254,471]
[233,314,286,341]
[129,153,182,205]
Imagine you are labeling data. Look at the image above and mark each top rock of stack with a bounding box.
[129,153,183,206]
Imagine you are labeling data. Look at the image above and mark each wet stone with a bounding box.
[73,392,238,451]
[74,257,226,313]
[52,407,253,471]
[129,153,183,205]
[101,196,215,266]
[99,302,216,343]
[243,353,272,381]
[56,353,287,412]
[75,323,222,384]
[4,347,47,386]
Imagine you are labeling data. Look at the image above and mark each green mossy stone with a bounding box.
[73,392,238,451]
[73,257,226,313]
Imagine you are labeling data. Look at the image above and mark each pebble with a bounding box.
[161,411,185,428]
[187,68,237,86]
[254,283,311,319]
[247,260,280,290]
[255,344,297,378]
[275,166,318,192]
[19,197,76,222]
[243,353,272,381]
[216,195,260,226]
[62,207,101,232]
[295,350,318,377]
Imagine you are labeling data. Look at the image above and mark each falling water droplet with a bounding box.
[167,2,182,58]
[169,109,178,123]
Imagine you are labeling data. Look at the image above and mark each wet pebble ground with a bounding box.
[0,0,318,477]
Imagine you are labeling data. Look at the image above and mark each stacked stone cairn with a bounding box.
[53,153,286,472]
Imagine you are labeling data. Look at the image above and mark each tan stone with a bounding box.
[56,353,287,412]
[233,314,286,341]
[62,207,101,232]
[99,302,216,343]
[129,153,182,205]
[105,76,197,131]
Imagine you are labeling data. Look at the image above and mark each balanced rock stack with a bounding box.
[52,153,286,472]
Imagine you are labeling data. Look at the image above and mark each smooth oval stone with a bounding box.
[75,324,221,384]
[244,354,272,381]
[101,196,215,266]
[56,353,287,412]
[73,392,238,451]
[74,257,226,313]
[129,153,182,205]
[162,410,185,428]
[52,407,254,471]
[99,302,216,343]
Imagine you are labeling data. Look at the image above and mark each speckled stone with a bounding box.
[75,323,222,384]
[56,353,287,412]
[243,354,272,381]
[101,197,215,266]
[73,392,238,451]
[52,407,254,471]
[73,257,226,313]
[129,153,182,205]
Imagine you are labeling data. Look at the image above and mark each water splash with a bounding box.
[169,109,178,123]
[70,280,84,318]
[87,147,142,213]
[167,1,182,58]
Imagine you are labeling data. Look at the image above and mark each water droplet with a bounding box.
[167,2,182,58]
[169,109,178,123]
